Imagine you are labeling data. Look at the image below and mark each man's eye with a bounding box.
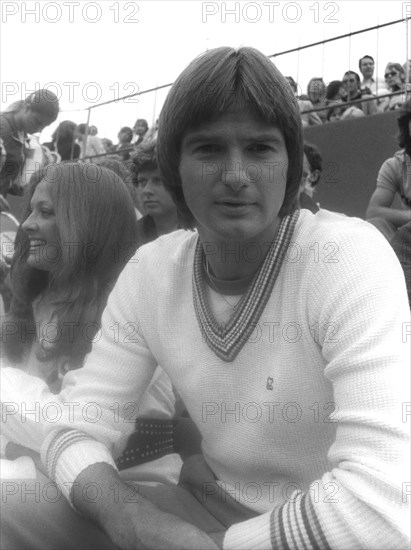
[195,144,219,153]
[249,144,272,153]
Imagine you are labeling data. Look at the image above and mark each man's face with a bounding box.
[137,168,176,219]
[342,74,359,95]
[179,108,288,247]
[118,130,130,144]
[359,57,374,79]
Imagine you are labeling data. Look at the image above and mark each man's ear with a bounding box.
[311,169,321,185]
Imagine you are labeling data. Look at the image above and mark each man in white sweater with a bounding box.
[1,47,410,550]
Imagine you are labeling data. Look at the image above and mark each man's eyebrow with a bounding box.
[183,131,284,145]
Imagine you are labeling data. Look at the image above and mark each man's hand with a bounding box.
[73,463,220,550]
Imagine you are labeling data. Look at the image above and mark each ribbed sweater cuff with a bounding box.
[223,511,272,549]
[41,429,117,504]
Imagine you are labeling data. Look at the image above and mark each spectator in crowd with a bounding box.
[358,55,387,95]
[366,99,411,240]
[1,46,408,550]
[142,118,159,144]
[298,151,319,213]
[325,80,347,103]
[89,125,98,136]
[306,77,328,123]
[390,221,411,308]
[0,90,59,197]
[326,101,365,122]
[342,70,378,115]
[0,194,19,313]
[379,63,407,112]
[101,138,114,153]
[133,118,149,145]
[115,126,134,161]
[300,142,323,205]
[0,162,180,482]
[285,76,322,126]
[42,120,80,161]
[76,123,105,161]
[132,139,179,246]
[2,163,139,387]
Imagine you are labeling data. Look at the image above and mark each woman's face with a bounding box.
[21,179,60,271]
[385,66,404,90]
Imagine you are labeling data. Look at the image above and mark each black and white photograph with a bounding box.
[1,1,410,549]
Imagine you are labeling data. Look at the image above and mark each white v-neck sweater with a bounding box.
[41,209,410,549]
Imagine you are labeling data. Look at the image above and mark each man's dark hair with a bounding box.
[303,143,323,187]
[343,71,361,86]
[119,127,133,142]
[358,55,374,70]
[397,99,411,156]
[157,47,303,229]
[325,80,343,100]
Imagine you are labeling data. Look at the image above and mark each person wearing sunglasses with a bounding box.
[378,63,407,112]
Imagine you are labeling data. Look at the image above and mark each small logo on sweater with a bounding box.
[266,376,274,390]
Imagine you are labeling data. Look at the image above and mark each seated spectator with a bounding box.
[133,118,149,145]
[298,142,323,213]
[2,162,139,387]
[379,63,406,112]
[358,55,387,95]
[42,120,80,161]
[325,80,347,103]
[0,90,59,197]
[390,221,411,308]
[76,123,105,161]
[132,140,179,246]
[101,137,114,153]
[306,77,328,123]
[326,101,365,122]
[141,118,159,144]
[115,126,134,161]
[342,71,378,115]
[1,162,181,481]
[285,76,322,127]
[366,100,411,240]
[2,46,408,550]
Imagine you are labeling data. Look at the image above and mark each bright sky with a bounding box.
[1,0,409,142]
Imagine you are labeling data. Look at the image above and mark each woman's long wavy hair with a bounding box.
[4,162,139,364]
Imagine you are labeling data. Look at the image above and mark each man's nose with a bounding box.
[221,151,250,192]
